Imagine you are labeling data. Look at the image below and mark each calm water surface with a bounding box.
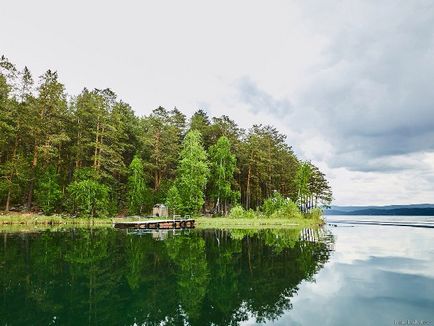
[275,215,434,325]
[1,216,433,325]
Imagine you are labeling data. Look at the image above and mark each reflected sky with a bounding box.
[270,217,434,326]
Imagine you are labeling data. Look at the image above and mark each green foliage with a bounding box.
[240,125,299,209]
[35,166,62,215]
[304,207,323,220]
[269,200,302,219]
[228,205,256,219]
[308,163,333,208]
[189,109,212,148]
[208,136,237,215]
[295,162,333,212]
[175,130,210,215]
[67,178,110,217]
[0,56,332,216]
[72,167,98,182]
[165,235,210,321]
[262,229,300,253]
[152,178,173,205]
[261,191,303,219]
[229,191,303,220]
[127,155,149,215]
[0,154,30,209]
[262,191,287,216]
[228,205,245,219]
[141,107,185,192]
[295,162,312,212]
[34,69,69,164]
[166,185,183,216]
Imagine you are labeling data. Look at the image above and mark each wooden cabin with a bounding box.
[152,204,168,217]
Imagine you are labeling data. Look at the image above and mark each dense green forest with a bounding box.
[0,55,332,217]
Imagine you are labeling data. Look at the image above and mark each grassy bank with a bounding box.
[0,212,324,231]
[0,203,326,232]
[195,216,324,229]
[0,214,113,226]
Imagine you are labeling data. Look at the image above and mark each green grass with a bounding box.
[195,216,324,229]
[0,214,113,226]
[0,212,324,231]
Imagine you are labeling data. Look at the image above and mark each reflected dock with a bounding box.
[113,218,195,230]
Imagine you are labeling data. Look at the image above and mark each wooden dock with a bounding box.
[113,218,195,230]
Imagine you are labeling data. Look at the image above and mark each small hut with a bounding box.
[152,204,168,218]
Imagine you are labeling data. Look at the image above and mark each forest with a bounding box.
[0,55,332,217]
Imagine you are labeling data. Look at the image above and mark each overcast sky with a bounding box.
[1,0,434,205]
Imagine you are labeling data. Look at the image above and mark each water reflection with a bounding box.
[276,221,434,326]
[0,228,333,325]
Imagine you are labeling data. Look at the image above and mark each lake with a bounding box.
[0,216,433,325]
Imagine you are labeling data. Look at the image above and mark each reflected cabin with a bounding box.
[153,204,168,217]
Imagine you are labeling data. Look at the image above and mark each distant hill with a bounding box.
[326,204,434,216]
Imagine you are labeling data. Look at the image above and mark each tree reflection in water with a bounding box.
[0,227,333,325]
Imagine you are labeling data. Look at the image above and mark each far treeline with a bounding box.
[0,55,332,218]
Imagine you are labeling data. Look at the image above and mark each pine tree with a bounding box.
[27,70,68,209]
[141,107,185,196]
[189,109,212,148]
[0,58,34,211]
[308,163,333,208]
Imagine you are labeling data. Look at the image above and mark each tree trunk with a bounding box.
[27,142,38,210]
[7,128,20,211]
[246,164,251,210]
[98,125,104,171]
[154,130,161,190]
[75,117,81,168]
[5,185,11,211]
[93,118,100,170]
[57,143,62,173]
[154,171,161,191]
[216,197,220,214]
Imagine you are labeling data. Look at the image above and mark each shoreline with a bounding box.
[195,217,323,229]
[0,213,324,230]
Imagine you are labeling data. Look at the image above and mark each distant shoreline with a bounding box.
[326,207,434,216]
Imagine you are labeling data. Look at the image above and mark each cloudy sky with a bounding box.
[1,0,433,205]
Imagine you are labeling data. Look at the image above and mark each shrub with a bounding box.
[67,179,110,217]
[305,207,323,220]
[244,209,257,219]
[262,191,287,216]
[228,205,245,219]
[270,200,303,219]
[261,191,302,219]
[228,205,257,219]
